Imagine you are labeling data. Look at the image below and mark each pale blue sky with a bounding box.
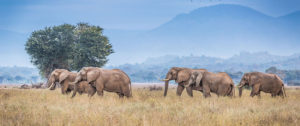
[0,0,299,67]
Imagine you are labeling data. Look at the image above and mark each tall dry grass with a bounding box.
[0,87,299,126]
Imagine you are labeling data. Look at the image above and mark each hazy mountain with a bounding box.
[0,66,42,84]
[105,4,300,65]
[1,51,300,83]
[139,4,300,56]
[107,52,300,83]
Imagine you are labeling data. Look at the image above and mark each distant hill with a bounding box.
[105,4,300,64]
[1,52,300,84]
[107,52,300,83]
[0,66,42,84]
[143,4,300,55]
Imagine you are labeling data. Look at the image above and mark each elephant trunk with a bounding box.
[48,83,56,90]
[164,80,169,97]
[71,84,78,98]
[282,85,287,98]
[71,76,81,98]
[228,83,235,97]
[238,82,245,97]
[47,77,56,90]
[163,73,172,97]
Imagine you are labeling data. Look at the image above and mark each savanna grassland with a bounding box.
[0,86,299,126]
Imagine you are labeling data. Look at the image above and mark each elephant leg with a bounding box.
[122,85,131,98]
[118,93,124,98]
[88,88,97,97]
[271,93,276,97]
[95,80,104,96]
[65,88,72,94]
[97,90,103,96]
[176,85,185,96]
[186,87,193,97]
[271,92,279,98]
[61,80,69,94]
[278,90,284,98]
[257,91,261,99]
[250,84,260,97]
[89,91,96,97]
[203,85,211,98]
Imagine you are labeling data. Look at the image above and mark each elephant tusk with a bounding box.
[48,83,54,89]
[159,79,169,81]
[237,85,243,88]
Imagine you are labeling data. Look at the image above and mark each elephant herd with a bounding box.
[47,67,287,98]
[47,67,132,98]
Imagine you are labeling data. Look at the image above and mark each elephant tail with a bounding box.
[228,83,235,97]
[275,75,287,98]
[129,80,132,97]
[232,84,235,97]
[282,85,287,98]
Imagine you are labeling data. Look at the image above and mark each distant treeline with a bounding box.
[0,67,42,84]
[266,67,300,86]
[0,66,300,86]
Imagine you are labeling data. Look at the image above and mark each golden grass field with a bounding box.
[0,86,299,126]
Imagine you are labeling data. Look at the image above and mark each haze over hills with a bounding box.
[1,4,300,66]
[1,4,300,83]
[107,52,300,83]
[106,4,300,65]
[1,51,300,84]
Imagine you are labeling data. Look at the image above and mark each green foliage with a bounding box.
[25,23,113,78]
[71,23,113,70]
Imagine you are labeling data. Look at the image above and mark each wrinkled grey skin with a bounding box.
[238,72,286,98]
[189,71,235,98]
[71,67,132,98]
[163,67,207,97]
[187,71,206,88]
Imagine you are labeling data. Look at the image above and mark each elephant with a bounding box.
[238,72,286,98]
[161,67,207,97]
[68,81,96,97]
[47,69,76,94]
[71,67,132,98]
[188,71,235,98]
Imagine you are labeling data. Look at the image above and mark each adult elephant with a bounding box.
[188,71,235,98]
[238,72,286,98]
[71,67,132,98]
[161,67,207,97]
[47,69,76,94]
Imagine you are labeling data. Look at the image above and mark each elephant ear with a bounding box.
[53,70,59,77]
[86,69,100,83]
[249,74,259,86]
[59,72,69,84]
[195,72,203,87]
[176,70,190,83]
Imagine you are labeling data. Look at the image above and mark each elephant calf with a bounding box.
[238,72,286,98]
[68,81,96,97]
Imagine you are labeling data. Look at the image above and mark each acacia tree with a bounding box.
[25,23,113,78]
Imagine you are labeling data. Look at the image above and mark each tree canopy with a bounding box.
[25,23,113,78]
